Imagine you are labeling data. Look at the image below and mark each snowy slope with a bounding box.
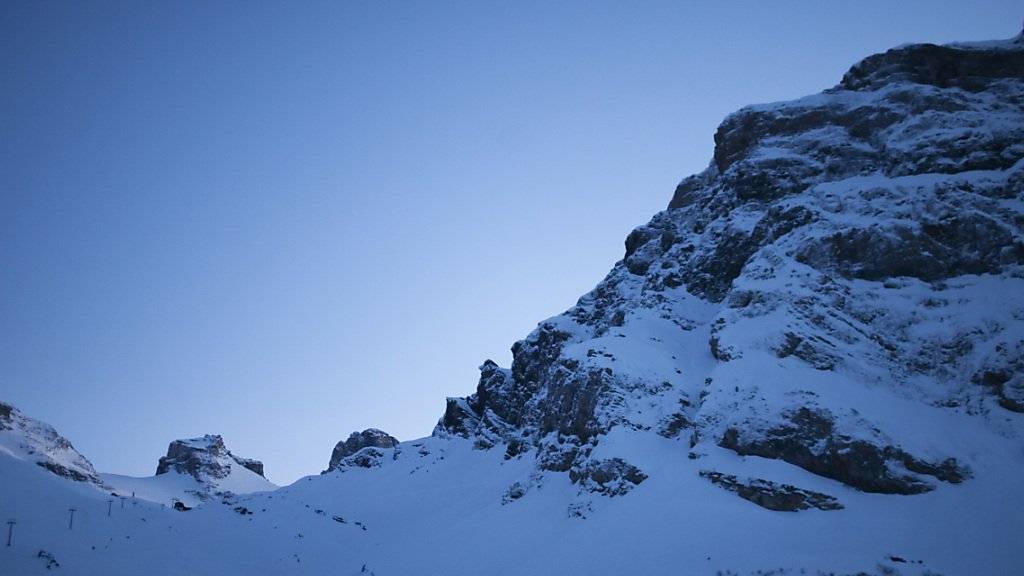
[1,430,1020,575]
[2,30,1024,576]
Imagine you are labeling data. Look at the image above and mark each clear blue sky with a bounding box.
[2,1,1019,484]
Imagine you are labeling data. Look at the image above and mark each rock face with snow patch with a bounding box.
[0,401,101,484]
[699,470,843,512]
[325,429,400,471]
[157,434,266,481]
[436,31,1024,505]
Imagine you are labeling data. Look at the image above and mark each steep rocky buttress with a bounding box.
[435,31,1024,508]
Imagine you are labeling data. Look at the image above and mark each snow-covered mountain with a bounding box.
[0,401,101,485]
[1,30,1023,576]
[101,435,276,507]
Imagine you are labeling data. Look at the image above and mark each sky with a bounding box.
[1,1,1020,485]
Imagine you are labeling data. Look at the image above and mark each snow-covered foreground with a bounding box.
[2,412,1022,575]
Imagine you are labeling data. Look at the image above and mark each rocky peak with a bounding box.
[326,429,399,471]
[697,37,1024,208]
[839,33,1024,93]
[0,401,101,484]
[156,434,265,480]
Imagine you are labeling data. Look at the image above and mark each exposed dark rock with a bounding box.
[503,439,528,460]
[236,457,264,477]
[623,218,678,276]
[156,435,267,481]
[672,205,814,302]
[36,461,95,483]
[538,368,610,442]
[999,384,1024,413]
[720,408,970,494]
[797,216,1023,281]
[512,323,574,390]
[436,325,579,443]
[668,171,715,210]
[700,470,843,511]
[501,481,528,504]
[0,402,12,429]
[974,341,1024,412]
[720,156,820,203]
[682,228,760,301]
[624,227,654,260]
[474,360,528,429]
[438,346,613,452]
[775,332,838,371]
[438,398,480,437]
[537,443,579,473]
[567,501,592,519]
[840,40,1024,93]
[569,458,647,497]
[326,429,399,472]
[657,413,693,438]
[709,319,737,361]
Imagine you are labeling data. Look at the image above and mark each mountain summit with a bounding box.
[156,434,267,480]
[97,434,276,507]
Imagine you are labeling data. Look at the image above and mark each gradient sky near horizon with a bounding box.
[2,1,1019,484]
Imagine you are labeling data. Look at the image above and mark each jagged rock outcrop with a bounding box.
[569,458,647,497]
[156,434,266,480]
[435,30,1024,504]
[719,408,969,494]
[0,401,101,484]
[973,339,1024,412]
[699,470,843,512]
[325,429,399,471]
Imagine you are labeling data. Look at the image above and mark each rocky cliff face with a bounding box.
[0,401,101,484]
[437,32,1024,505]
[157,435,266,481]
